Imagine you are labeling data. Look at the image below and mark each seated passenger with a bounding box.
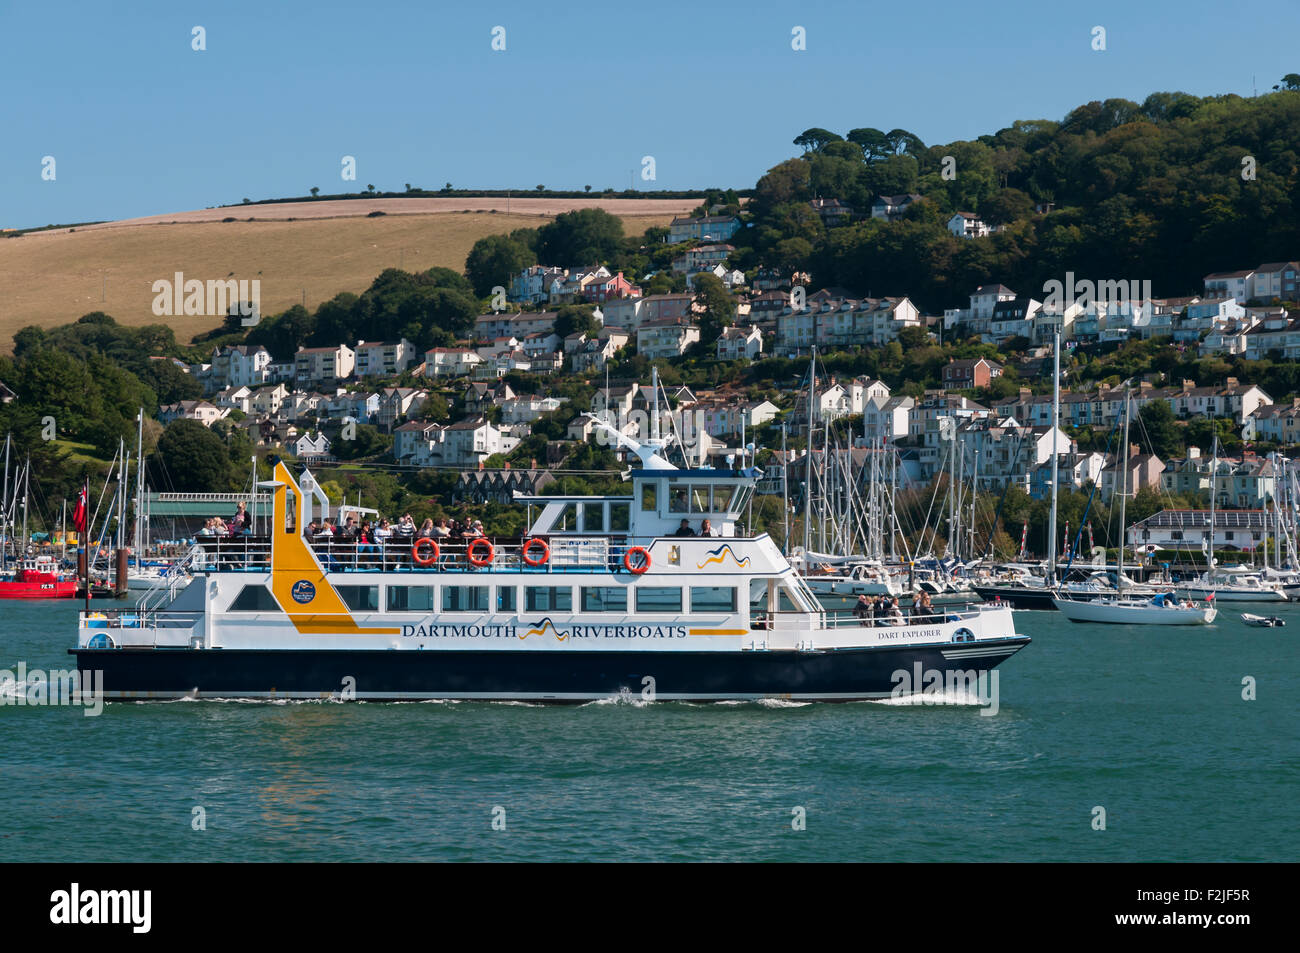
[699,519,716,538]
[673,519,696,537]
[670,490,688,513]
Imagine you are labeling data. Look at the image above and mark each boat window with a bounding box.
[228,585,280,611]
[668,486,688,513]
[337,585,380,611]
[443,586,490,612]
[635,587,682,612]
[711,485,735,511]
[554,504,578,532]
[525,586,573,612]
[641,482,657,512]
[284,491,297,533]
[690,586,737,613]
[610,503,630,532]
[689,485,710,513]
[582,587,628,612]
[497,586,517,612]
[733,486,753,514]
[581,502,606,533]
[387,585,434,611]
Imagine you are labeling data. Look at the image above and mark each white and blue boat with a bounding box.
[71,446,1029,702]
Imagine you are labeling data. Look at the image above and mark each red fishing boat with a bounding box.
[0,554,77,599]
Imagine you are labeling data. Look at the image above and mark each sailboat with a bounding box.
[1053,393,1215,625]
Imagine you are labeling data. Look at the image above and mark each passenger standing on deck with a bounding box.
[229,501,248,537]
[913,589,933,622]
[853,594,871,626]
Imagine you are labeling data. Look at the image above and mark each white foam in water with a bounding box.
[870,689,987,707]
[756,697,812,708]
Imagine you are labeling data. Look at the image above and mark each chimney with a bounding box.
[504,461,511,470]
[530,458,538,470]
[1019,387,1031,400]
[478,460,485,471]
[1188,446,1201,459]
[1225,376,1238,388]
[1139,381,1153,392]
[1182,379,1196,390]
[1130,443,1141,460]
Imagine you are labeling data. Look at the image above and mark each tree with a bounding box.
[309,186,320,198]
[692,273,735,345]
[553,305,598,339]
[149,419,234,492]
[793,128,843,154]
[1280,74,1300,91]
[465,234,533,298]
[366,184,376,193]
[847,127,892,161]
[1137,400,1182,459]
[584,185,592,193]
[537,208,624,265]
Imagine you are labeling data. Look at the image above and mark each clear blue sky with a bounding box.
[4,0,1299,229]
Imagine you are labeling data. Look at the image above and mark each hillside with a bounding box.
[0,197,695,348]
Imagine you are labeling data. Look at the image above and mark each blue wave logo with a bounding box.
[291,580,316,604]
[696,544,751,569]
[523,617,568,641]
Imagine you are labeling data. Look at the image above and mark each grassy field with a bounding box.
[0,198,690,349]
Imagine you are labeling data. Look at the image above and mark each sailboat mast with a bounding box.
[21,458,29,558]
[1208,437,1218,574]
[0,434,9,572]
[803,349,815,554]
[1118,390,1130,585]
[1048,328,1061,583]
[781,423,789,555]
[135,408,144,552]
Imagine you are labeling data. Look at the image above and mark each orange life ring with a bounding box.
[467,537,495,567]
[411,538,440,566]
[521,537,550,566]
[624,546,651,574]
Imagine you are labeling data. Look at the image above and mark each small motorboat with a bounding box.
[1240,613,1286,627]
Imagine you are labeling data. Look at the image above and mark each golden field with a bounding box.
[0,197,697,349]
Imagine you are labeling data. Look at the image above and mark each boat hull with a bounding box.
[71,638,1031,702]
[1051,597,1216,625]
[1176,586,1286,603]
[970,585,1063,610]
[0,579,77,599]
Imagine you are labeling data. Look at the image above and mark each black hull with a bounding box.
[72,639,1030,701]
[971,585,1082,611]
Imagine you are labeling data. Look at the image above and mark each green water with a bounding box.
[1,600,1295,861]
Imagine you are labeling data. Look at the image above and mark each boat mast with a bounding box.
[21,457,29,558]
[134,408,144,553]
[781,423,790,556]
[1048,328,1061,584]
[1118,390,1130,587]
[1208,436,1218,576]
[803,348,814,554]
[0,433,9,572]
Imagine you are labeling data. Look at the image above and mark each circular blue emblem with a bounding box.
[291,580,316,604]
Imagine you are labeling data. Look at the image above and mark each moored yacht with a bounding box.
[70,454,1030,702]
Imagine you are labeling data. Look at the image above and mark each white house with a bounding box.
[295,345,355,386]
[716,325,763,361]
[948,212,992,239]
[637,320,701,359]
[210,345,272,389]
[354,339,415,378]
[423,347,483,379]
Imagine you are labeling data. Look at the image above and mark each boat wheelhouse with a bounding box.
[71,457,1029,702]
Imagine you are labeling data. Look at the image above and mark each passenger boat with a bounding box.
[69,454,1030,702]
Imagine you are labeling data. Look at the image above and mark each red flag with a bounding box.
[72,483,88,534]
[1206,591,1215,601]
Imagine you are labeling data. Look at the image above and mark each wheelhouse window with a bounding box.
[582,587,628,612]
[525,586,572,612]
[690,586,737,613]
[337,585,380,611]
[228,585,280,611]
[387,585,434,611]
[635,587,682,612]
[641,482,657,512]
[443,586,490,612]
[610,503,631,532]
[581,502,606,533]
